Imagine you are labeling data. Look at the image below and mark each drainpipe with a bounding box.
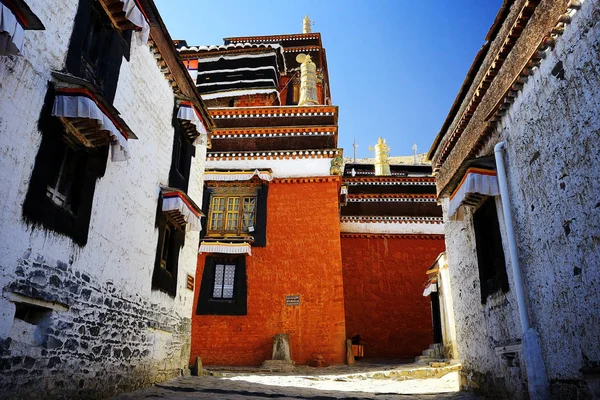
[494,142,549,400]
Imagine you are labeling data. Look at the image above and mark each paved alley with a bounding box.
[114,375,482,400]
[115,362,483,400]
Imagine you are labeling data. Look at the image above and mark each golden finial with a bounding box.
[303,15,312,33]
[368,138,391,176]
[296,54,319,106]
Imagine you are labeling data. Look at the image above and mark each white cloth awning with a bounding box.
[448,168,499,218]
[52,92,131,161]
[423,283,437,297]
[161,189,202,232]
[0,4,24,55]
[119,0,150,45]
[177,102,208,145]
[203,169,272,182]
[199,241,252,255]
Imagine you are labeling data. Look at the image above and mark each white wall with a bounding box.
[340,221,444,235]
[206,156,332,177]
[443,1,600,397]
[0,1,206,397]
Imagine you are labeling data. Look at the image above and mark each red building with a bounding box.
[179,24,346,366]
[340,161,445,359]
[179,21,444,367]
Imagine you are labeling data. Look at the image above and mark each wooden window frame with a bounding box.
[200,183,268,247]
[207,192,257,237]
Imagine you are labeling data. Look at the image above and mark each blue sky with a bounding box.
[155,0,503,159]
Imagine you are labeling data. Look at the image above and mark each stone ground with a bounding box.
[115,361,484,399]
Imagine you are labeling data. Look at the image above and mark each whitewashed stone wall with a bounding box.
[0,1,206,398]
[444,1,600,398]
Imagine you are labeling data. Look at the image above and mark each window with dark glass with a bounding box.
[22,85,108,246]
[169,107,195,192]
[473,197,510,304]
[65,0,132,103]
[152,211,185,298]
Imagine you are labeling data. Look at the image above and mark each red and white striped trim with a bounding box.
[203,169,272,182]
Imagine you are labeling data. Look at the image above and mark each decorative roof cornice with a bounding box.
[344,177,436,186]
[212,126,336,139]
[225,34,321,43]
[208,105,337,119]
[272,176,341,184]
[429,0,541,167]
[341,216,444,224]
[434,0,585,195]
[284,46,322,53]
[341,233,445,240]
[179,42,281,53]
[207,148,341,161]
[347,194,437,203]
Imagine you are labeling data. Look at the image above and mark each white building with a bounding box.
[0,0,212,397]
[428,0,600,399]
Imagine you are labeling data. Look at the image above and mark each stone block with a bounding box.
[272,334,291,361]
[260,359,295,372]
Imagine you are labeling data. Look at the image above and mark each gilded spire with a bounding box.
[303,15,312,33]
[296,54,319,106]
[368,138,391,176]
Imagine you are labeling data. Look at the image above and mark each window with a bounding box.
[65,0,132,103]
[212,262,236,299]
[152,213,185,298]
[14,303,51,325]
[208,195,256,235]
[197,256,247,315]
[169,106,195,192]
[200,183,268,246]
[23,86,109,246]
[473,197,509,304]
[45,144,83,211]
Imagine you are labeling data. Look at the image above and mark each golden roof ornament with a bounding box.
[369,138,391,176]
[296,53,319,106]
[302,15,312,34]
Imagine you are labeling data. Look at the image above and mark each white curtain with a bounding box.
[119,0,150,45]
[423,283,437,297]
[448,171,499,218]
[0,4,24,56]
[52,94,130,162]
[162,194,202,232]
[177,105,208,145]
[198,242,252,255]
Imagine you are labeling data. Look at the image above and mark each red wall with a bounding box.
[341,236,445,359]
[191,180,346,366]
[234,93,279,107]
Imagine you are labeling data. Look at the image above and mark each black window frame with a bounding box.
[169,105,196,192]
[22,85,109,246]
[65,0,132,104]
[473,196,510,304]
[196,255,247,315]
[151,197,186,298]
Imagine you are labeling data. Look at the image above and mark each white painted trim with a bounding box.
[340,220,445,234]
